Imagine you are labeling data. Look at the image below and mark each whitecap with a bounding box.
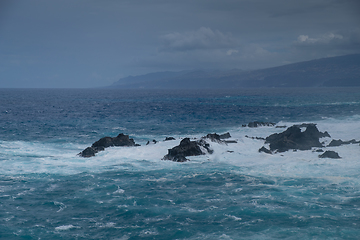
[55,225,78,231]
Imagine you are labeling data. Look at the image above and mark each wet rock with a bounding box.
[219,132,231,139]
[203,133,222,142]
[146,139,158,145]
[327,139,360,147]
[245,135,266,140]
[80,147,99,158]
[163,138,213,162]
[79,133,139,157]
[203,133,235,143]
[264,124,329,152]
[258,146,272,154]
[164,137,176,141]
[319,150,341,159]
[246,121,276,128]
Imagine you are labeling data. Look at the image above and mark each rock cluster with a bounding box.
[162,138,213,162]
[263,124,330,153]
[78,122,358,161]
[327,139,360,147]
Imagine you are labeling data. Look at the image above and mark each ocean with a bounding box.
[1,88,360,239]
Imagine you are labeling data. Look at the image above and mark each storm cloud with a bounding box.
[0,0,359,87]
[159,27,239,52]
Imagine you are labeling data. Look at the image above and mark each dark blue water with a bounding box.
[1,88,360,239]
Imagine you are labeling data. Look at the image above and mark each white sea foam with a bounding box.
[0,116,359,183]
[55,224,78,231]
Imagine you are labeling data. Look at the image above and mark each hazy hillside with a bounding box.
[111,54,360,88]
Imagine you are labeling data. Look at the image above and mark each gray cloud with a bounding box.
[159,27,239,52]
[1,0,360,87]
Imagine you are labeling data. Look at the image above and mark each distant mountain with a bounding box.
[111,54,360,88]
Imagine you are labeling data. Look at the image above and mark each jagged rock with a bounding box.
[80,146,99,158]
[327,139,360,147]
[276,126,287,128]
[219,132,231,139]
[319,150,341,159]
[204,133,222,142]
[146,139,158,145]
[163,138,213,162]
[203,133,237,143]
[79,133,139,157]
[314,149,324,152]
[164,137,176,141]
[258,146,272,154]
[265,124,329,152]
[246,121,276,128]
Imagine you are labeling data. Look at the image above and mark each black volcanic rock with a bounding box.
[79,133,139,157]
[327,139,360,147]
[219,132,231,139]
[264,124,329,152]
[164,137,176,141]
[146,139,158,145]
[203,132,237,143]
[258,146,272,154]
[245,135,266,140]
[203,133,222,142]
[319,151,341,159]
[163,138,213,162]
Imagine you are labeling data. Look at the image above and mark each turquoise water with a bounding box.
[1,88,360,239]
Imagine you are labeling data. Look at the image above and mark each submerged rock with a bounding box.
[264,124,330,153]
[245,121,276,128]
[245,135,266,140]
[163,138,213,162]
[79,133,139,157]
[146,139,158,145]
[319,150,341,159]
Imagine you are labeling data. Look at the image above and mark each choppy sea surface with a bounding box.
[1,88,360,239]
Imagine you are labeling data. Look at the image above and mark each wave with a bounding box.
[0,116,359,182]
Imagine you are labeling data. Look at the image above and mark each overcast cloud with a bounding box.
[0,0,359,87]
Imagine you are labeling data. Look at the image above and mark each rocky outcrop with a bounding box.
[264,124,330,153]
[79,133,139,157]
[319,150,341,159]
[327,139,360,147]
[163,138,213,162]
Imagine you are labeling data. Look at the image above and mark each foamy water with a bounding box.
[1,88,360,239]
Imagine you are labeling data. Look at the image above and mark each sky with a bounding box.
[0,0,359,88]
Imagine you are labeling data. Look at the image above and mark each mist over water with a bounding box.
[1,88,360,239]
